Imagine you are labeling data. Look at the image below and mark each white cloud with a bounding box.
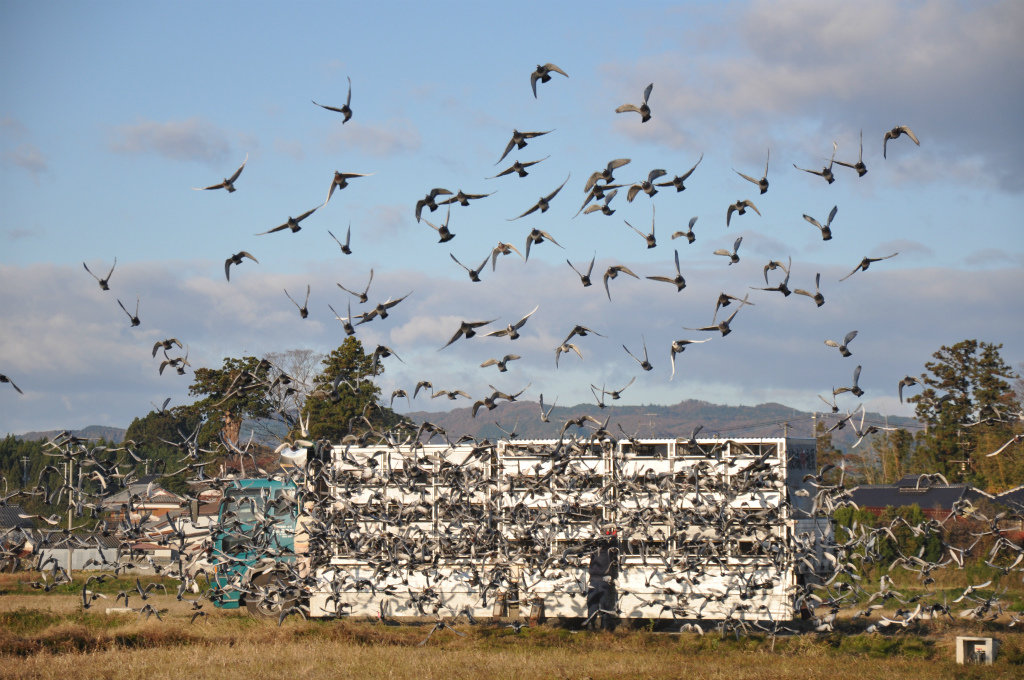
[325,118,421,157]
[4,227,35,241]
[609,0,1024,192]
[362,204,409,241]
[1,250,1021,434]
[273,138,304,161]
[3,143,48,177]
[108,117,232,164]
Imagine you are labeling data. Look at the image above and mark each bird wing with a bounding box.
[839,262,863,281]
[680,153,703,180]
[511,202,540,221]
[544,63,568,77]
[543,175,570,202]
[256,222,289,235]
[803,214,823,231]
[514,305,539,328]
[449,253,470,272]
[497,136,517,164]
[536,229,562,248]
[227,155,248,182]
[622,344,643,364]
[440,327,466,350]
[194,180,227,191]
[735,169,760,185]
[312,100,346,113]
[623,219,644,237]
[617,265,639,278]
[284,288,302,310]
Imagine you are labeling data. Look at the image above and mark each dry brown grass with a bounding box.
[1,583,1023,680]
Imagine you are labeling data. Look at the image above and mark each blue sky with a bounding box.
[1,0,1022,434]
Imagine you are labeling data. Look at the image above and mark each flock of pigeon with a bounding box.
[3,62,1024,637]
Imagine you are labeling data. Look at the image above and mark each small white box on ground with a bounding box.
[956,637,997,665]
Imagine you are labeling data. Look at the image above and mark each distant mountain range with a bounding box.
[12,400,918,450]
[405,399,918,448]
[14,424,127,443]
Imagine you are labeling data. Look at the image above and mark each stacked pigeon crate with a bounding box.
[432,443,500,615]
[613,438,683,619]
[310,443,465,617]
[631,438,796,620]
[497,438,612,617]
[306,437,827,620]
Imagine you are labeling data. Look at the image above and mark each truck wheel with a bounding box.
[245,571,297,619]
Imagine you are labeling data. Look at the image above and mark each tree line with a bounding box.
[5,337,1022,503]
[818,339,1022,492]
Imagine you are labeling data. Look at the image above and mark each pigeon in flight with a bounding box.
[83,258,117,291]
[257,205,321,235]
[734,149,770,194]
[839,253,899,281]
[616,83,653,122]
[883,124,919,158]
[312,76,353,123]
[224,251,258,281]
[193,154,247,193]
[530,63,568,97]
[496,129,552,165]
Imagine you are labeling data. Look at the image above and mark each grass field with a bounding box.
[1,573,1023,680]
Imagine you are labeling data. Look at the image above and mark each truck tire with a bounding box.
[245,570,297,619]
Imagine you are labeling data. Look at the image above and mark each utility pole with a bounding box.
[644,413,657,437]
[65,460,73,580]
[21,455,30,487]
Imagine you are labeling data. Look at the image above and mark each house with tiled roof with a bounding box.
[0,505,36,571]
[849,474,993,520]
[996,484,1024,514]
[0,505,36,531]
[100,475,184,524]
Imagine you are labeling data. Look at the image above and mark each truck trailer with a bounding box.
[213,436,834,623]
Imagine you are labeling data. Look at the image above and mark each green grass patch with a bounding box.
[836,633,935,659]
[112,627,201,650]
[0,608,63,635]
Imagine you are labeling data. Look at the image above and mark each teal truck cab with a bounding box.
[209,477,299,616]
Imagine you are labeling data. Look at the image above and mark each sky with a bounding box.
[1,0,1022,435]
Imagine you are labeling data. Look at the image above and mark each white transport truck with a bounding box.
[290,436,832,622]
